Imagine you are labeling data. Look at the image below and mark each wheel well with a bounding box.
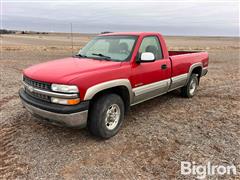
[90,86,130,113]
[191,66,202,81]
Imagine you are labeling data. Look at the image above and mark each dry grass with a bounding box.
[0,33,239,179]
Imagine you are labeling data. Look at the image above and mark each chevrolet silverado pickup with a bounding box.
[19,32,208,138]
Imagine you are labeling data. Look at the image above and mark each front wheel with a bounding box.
[180,74,199,98]
[88,94,124,139]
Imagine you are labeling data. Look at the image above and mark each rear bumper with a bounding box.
[19,88,89,128]
[201,67,208,76]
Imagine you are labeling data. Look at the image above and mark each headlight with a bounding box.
[51,84,79,93]
[51,97,80,105]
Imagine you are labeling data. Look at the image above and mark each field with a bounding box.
[0,33,239,179]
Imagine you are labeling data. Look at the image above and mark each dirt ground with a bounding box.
[0,33,239,179]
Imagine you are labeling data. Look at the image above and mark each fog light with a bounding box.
[51,97,80,105]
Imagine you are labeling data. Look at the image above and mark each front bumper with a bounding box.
[19,88,89,128]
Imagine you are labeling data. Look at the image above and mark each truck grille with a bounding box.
[23,76,51,91]
[23,76,51,102]
[25,88,51,102]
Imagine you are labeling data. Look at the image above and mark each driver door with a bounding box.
[131,36,171,104]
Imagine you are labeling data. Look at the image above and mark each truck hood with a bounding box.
[23,57,122,84]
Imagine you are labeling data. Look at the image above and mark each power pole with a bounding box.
[70,23,73,56]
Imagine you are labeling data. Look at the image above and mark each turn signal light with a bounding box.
[67,99,80,105]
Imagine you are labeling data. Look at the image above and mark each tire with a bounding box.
[88,94,125,139]
[180,74,199,98]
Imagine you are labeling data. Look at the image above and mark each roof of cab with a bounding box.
[98,32,162,36]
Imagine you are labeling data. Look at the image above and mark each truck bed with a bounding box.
[168,50,203,56]
[169,51,208,77]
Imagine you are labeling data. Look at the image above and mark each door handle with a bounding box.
[161,64,167,70]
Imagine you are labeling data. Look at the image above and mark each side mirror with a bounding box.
[140,52,155,63]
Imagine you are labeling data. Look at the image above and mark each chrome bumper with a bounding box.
[201,67,208,76]
[21,100,88,128]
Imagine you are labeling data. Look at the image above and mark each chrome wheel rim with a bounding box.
[189,79,197,95]
[105,104,120,130]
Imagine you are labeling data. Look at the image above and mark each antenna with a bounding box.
[70,23,73,56]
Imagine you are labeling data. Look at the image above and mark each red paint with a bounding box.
[23,32,209,100]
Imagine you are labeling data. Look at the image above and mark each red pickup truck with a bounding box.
[19,32,208,138]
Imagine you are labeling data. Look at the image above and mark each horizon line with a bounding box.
[1,28,239,38]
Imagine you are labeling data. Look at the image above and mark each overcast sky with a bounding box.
[2,0,239,36]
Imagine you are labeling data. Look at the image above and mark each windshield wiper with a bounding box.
[74,54,88,58]
[92,53,112,60]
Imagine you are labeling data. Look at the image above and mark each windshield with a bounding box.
[78,35,137,61]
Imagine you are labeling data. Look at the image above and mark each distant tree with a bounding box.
[101,31,113,34]
[0,29,16,34]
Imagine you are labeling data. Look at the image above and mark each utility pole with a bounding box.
[70,23,73,56]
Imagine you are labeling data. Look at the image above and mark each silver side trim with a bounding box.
[168,73,188,91]
[131,91,167,106]
[23,82,78,99]
[172,73,188,82]
[132,79,171,105]
[84,79,133,102]
[189,62,203,72]
[185,62,203,85]
[133,79,170,96]
[22,99,88,128]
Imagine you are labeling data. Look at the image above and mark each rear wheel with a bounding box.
[181,74,198,98]
[88,94,124,139]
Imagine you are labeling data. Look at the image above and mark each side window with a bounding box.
[138,36,163,60]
